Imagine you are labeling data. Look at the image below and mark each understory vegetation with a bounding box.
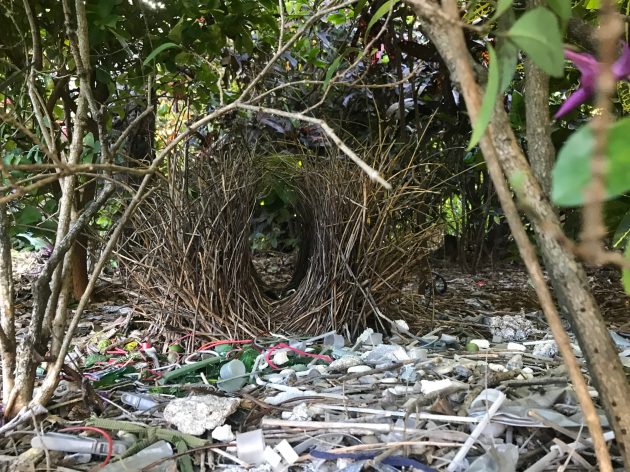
[1,0,630,467]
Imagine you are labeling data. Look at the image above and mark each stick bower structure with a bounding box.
[119,144,440,338]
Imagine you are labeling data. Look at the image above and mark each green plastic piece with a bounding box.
[158,356,221,385]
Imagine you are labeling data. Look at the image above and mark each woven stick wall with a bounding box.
[119,144,438,338]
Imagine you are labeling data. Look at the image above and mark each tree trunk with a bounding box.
[0,205,16,404]
[406,0,630,461]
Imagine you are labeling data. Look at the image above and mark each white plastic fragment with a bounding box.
[399,364,417,382]
[282,402,311,421]
[263,446,282,469]
[468,444,519,472]
[355,328,374,344]
[521,367,534,379]
[448,389,507,472]
[323,333,346,349]
[347,365,371,374]
[218,359,248,392]
[272,350,290,366]
[469,339,490,350]
[236,429,266,465]
[361,344,410,364]
[487,363,507,372]
[163,395,240,435]
[420,379,461,395]
[275,440,299,465]
[212,424,235,442]
[366,333,383,346]
[407,347,428,361]
[120,393,158,412]
[101,440,173,472]
[328,355,362,372]
[506,342,526,352]
[391,319,409,332]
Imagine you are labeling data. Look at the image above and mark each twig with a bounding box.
[580,1,624,260]
[235,103,391,189]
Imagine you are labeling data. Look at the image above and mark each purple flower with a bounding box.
[554,42,630,119]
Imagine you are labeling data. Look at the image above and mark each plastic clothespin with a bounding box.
[31,432,127,456]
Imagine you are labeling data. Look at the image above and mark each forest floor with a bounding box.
[2,250,629,471]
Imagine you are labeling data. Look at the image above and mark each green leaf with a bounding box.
[584,0,599,10]
[467,44,500,150]
[327,12,348,25]
[143,42,181,66]
[491,0,513,21]
[613,208,630,248]
[551,117,630,206]
[323,56,342,90]
[16,206,42,225]
[507,7,564,76]
[623,243,630,295]
[354,0,368,16]
[366,0,400,37]
[547,0,571,27]
[497,40,518,92]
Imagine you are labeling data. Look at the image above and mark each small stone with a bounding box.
[487,363,508,372]
[453,365,473,379]
[164,395,240,435]
[347,365,372,374]
[506,354,523,370]
[532,340,558,358]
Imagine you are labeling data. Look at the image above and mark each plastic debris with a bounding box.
[120,392,159,412]
[236,429,265,465]
[219,359,248,392]
[31,432,127,456]
[100,440,174,472]
[212,424,236,442]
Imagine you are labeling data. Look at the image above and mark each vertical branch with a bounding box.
[523,0,555,197]
[22,0,59,163]
[405,0,623,467]
[581,3,624,258]
[0,205,16,403]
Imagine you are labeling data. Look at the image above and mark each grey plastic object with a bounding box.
[31,432,127,456]
[218,359,247,392]
[101,440,173,472]
[236,429,265,465]
[121,392,159,412]
[468,444,519,472]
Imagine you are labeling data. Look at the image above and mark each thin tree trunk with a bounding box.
[406,0,630,461]
[523,0,555,198]
[0,204,16,403]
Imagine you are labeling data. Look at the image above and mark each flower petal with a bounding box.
[554,87,592,119]
[565,49,598,75]
[613,42,630,80]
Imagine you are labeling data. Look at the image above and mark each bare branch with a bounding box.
[235,103,392,189]
[580,8,624,261]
